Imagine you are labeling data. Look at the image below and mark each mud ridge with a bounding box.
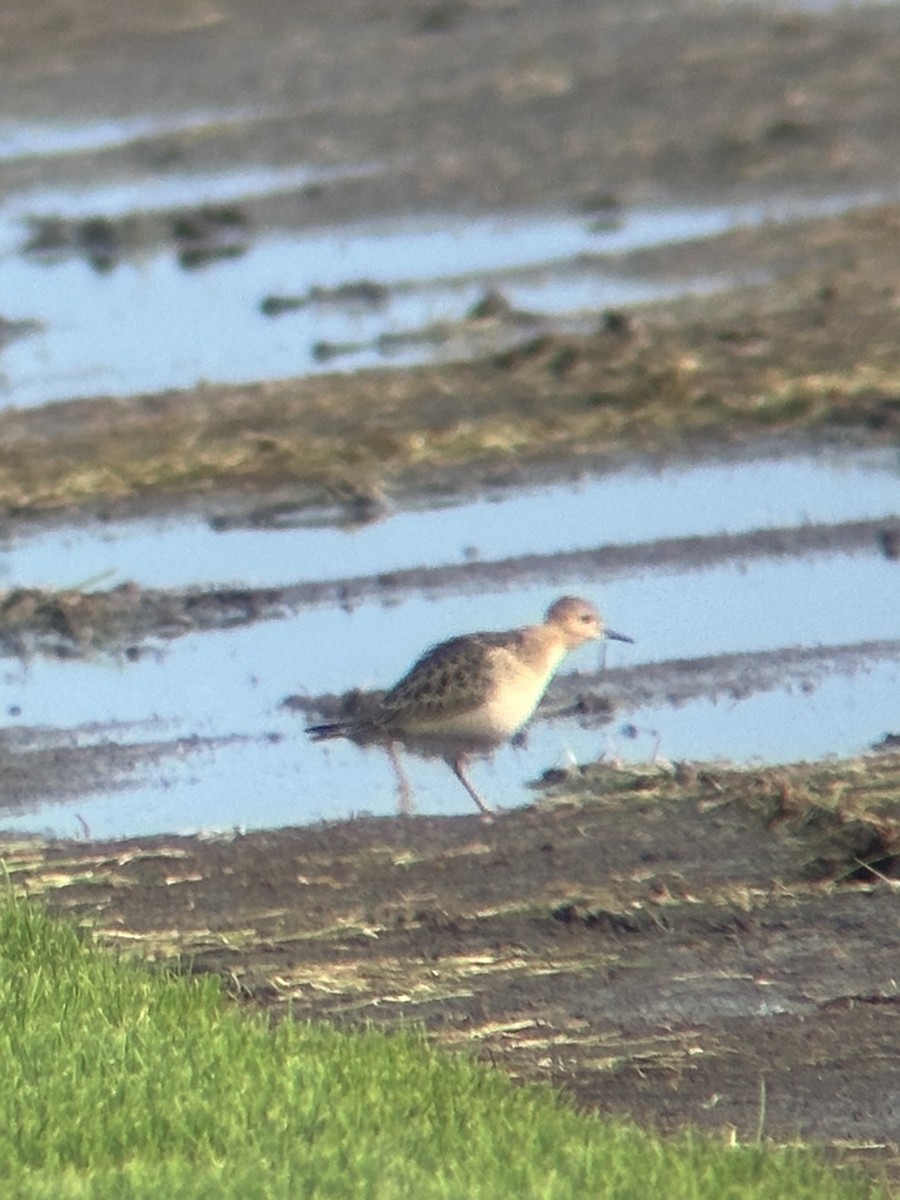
[1,515,896,657]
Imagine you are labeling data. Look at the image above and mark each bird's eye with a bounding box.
[580,613,594,623]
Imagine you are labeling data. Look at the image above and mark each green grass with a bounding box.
[0,896,884,1199]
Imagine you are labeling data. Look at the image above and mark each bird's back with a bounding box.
[377,623,570,747]
[381,630,524,725]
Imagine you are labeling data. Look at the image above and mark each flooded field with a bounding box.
[0,443,896,840]
[2,158,897,406]
[1,0,898,1182]
[0,59,897,841]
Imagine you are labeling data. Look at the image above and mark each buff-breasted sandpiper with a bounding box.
[307,595,632,815]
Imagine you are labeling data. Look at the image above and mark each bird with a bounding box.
[307,595,632,816]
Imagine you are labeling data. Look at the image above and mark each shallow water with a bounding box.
[2,448,896,591]
[0,108,277,163]
[1,133,895,407]
[0,601,896,840]
[0,445,897,840]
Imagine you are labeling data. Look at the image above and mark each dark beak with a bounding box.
[605,628,634,644]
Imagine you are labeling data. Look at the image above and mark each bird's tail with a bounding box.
[306,721,349,741]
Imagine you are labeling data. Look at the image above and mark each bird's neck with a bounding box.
[518,625,572,678]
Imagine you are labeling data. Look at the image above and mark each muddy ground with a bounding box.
[6,755,900,1185]
[0,0,899,1186]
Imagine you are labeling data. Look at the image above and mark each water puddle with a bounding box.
[1,448,896,591]
[3,160,380,229]
[0,448,896,840]
[0,108,276,163]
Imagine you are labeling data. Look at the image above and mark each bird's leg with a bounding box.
[387,742,414,816]
[448,754,494,818]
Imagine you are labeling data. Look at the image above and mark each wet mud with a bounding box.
[6,755,899,1181]
[0,0,899,1184]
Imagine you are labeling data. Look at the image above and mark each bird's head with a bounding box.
[544,595,633,650]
